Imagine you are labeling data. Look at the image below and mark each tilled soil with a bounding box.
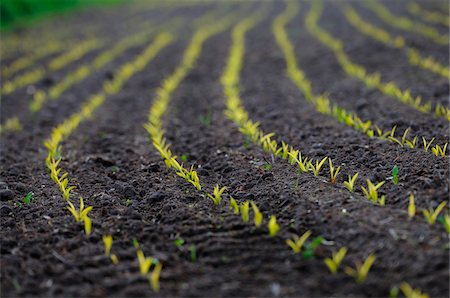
[1,1,449,297]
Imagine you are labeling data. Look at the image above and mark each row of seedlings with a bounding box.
[305,1,450,123]
[407,1,450,27]
[1,38,103,95]
[223,0,450,227]
[29,17,184,112]
[341,4,449,79]
[43,32,174,235]
[272,0,448,160]
[363,0,448,45]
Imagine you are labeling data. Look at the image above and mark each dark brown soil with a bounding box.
[1,1,449,297]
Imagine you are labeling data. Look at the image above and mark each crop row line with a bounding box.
[1,40,71,79]
[273,0,448,159]
[223,0,449,226]
[341,4,449,80]
[407,1,450,27]
[43,33,173,235]
[29,18,184,112]
[1,38,103,96]
[363,0,449,45]
[306,1,450,122]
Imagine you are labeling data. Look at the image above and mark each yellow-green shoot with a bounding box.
[408,193,416,218]
[240,201,250,223]
[399,282,429,298]
[423,201,447,225]
[268,215,280,237]
[229,197,239,214]
[344,173,358,192]
[66,196,93,235]
[207,185,227,205]
[103,235,113,256]
[308,156,328,176]
[361,180,385,205]
[286,230,311,254]
[324,247,348,274]
[328,159,341,184]
[431,143,448,157]
[150,262,163,292]
[250,202,263,228]
[422,137,434,152]
[344,253,376,283]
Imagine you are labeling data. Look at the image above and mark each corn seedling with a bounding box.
[344,173,358,192]
[268,215,280,237]
[431,143,448,157]
[174,238,184,248]
[66,197,93,235]
[136,247,155,276]
[229,197,239,215]
[400,282,429,298]
[303,236,324,260]
[189,245,197,262]
[23,192,33,204]
[324,247,348,274]
[392,166,399,185]
[308,157,328,176]
[361,180,386,206]
[149,262,163,292]
[422,137,435,152]
[328,159,341,184]
[103,235,113,256]
[408,194,416,219]
[250,202,263,228]
[443,214,450,234]
[423,201,447,225]
[240,201,250,223]
[344,254,376,284]
[0,117,22,134]
[207,185,227,205]
[286,230,311,253]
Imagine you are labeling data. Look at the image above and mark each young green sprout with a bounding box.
[66,196,93,235]
[408,193,416,218]
[324,247,348,274]
[399,282,429,298]
[361,180,386,206]
[240,201,250,223]
[268,215,280,237]
[423,201,447,225]
[328,159,341,184]
[229,197,239,215]
[303,236,324,260]
[286,230,311,254]
[150,262,163,292]
[250,202,263,228]
[344,173,359,192]
[207,185,227,205]
[392,166,399,185]
[23,192,33,204]
[308,157,328,176]
[344,253,376,284]
[189,245,197,262]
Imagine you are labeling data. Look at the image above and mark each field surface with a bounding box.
[1,1,449,297]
